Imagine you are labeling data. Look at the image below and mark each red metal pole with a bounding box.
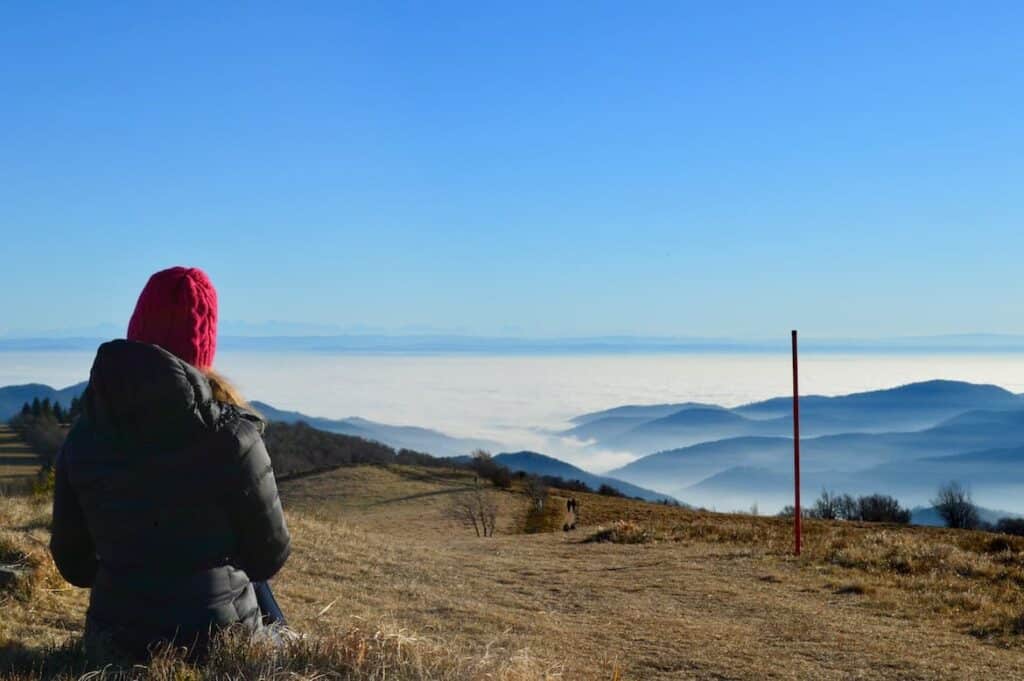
[792,329,801,556]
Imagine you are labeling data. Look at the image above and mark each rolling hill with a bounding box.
[674,442,1024,514]
[251,401,500,458]
[611,409,1024,490]
[569,401,721,425]
[604,393,1024,513]
[9,460,1024,679]
[574,380,1022,455]
[492,450,676,502]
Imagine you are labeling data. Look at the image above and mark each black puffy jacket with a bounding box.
[50,340,291,657]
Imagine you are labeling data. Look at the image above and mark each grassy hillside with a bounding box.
[6,458,1024,679]
[0,425,44,493]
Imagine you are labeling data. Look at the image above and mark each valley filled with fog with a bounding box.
[5,349,1024,513]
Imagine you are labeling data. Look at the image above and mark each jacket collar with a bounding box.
[83,340,217,446]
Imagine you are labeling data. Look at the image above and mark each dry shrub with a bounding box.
[0,532,36,601]
[984,536,1015,554]
[833,582,872,596]
[945,590,987,613]
[669,516,767,545]
[1,622,560,681]
[0,493,60,602]
[822,531,996,578]
[585,520,653,545]
[31,468,55,498]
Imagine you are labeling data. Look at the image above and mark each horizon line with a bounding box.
[4,333,1024,355]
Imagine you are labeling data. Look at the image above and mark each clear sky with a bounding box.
[2,2,1022,338]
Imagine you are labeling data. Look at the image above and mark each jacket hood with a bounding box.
[83,340,218,447]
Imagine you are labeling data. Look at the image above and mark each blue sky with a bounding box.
[2,2,1022,338]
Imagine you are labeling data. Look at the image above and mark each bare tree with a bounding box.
[446,483,499,537]
[469,449,512,489]
[811,489,842,520]
[932,481,980,530]
[836,494,859,521]
[524,474,548,512]
[856,494,910,524]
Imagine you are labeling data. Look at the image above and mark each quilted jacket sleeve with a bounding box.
[223,425,292,581]
[50,443,98,588]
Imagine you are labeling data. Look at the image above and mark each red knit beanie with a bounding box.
[126,267,218,370]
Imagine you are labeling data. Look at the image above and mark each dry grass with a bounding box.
[0,494,62,603]
[279,465,529,538]
[561,489,1024,647]
[0,426,44,493]
[1,621,558,681]
[584,520,653,544]
[7,463,1024,679]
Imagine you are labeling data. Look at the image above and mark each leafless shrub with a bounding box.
[811,489,843,520]
[808,491,909,523]
[446,484,499,537]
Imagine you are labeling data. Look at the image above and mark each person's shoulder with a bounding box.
[211,402,267,456]
[58,416,96,463]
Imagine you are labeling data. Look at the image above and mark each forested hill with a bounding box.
[263,421,443,479]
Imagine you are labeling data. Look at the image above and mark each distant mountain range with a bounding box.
[0,382,88,421]
[7,333,1024,354]
[594,380,1024,513]
[570,381,1022,453]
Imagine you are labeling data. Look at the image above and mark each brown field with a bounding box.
[0,426,43,487]
[5,458,1024,679]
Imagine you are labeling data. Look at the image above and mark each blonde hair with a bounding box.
[202,368,257,414]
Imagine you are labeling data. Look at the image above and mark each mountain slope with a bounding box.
[570,402,721,425]
[492,451,676,502]
[735,380,1020,421]
[252,401,500,458]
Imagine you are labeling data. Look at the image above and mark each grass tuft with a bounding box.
[833,582,872,596]
[584,520,653,544]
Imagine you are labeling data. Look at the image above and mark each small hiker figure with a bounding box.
[563,497,579,531]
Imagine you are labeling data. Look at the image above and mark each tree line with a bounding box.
[17,396,83,425]
[8,397,83,463]
[782,481,1024,534]
[466,450,633,498]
